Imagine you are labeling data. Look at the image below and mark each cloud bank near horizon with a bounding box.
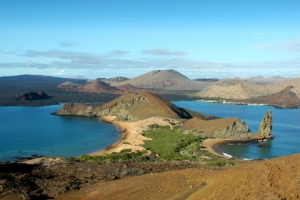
[1,48,300,79]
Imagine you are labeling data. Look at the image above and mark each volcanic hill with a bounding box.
[198,78,300,103]
[56,90,195,121]
[75,81,119,94]
[108,69,211,90]
[240,86,300,108]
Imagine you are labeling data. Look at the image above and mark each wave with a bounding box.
[222,152,233,158]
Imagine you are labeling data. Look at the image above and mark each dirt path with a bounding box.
[58,154,300,200]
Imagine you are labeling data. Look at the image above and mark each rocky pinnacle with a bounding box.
[256,109,273,140]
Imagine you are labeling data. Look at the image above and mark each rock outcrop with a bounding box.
[16,91,49,101]
[255,109,273,140]
[182,118,253,139]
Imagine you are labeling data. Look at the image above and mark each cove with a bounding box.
[0,105,121,162]
[174,101,300,159]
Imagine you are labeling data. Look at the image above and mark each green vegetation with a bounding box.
[77,149,148,162]
[73,124,235,167]
[142,124,205,160]
[205,160,235,167]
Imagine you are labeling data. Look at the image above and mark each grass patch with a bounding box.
[143,125,205,160]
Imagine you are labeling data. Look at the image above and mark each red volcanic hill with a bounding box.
[75,81,118,93]
[242,86,300,108]
[57,81,83,89]
[117,83,137,91]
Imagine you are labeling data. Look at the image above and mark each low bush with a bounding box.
[77,150,148,162]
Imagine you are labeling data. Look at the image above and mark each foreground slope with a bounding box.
[58,153,300,200]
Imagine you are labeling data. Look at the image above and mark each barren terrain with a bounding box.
[58,153,300,200]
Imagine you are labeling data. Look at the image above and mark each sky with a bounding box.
[1,0,300,79]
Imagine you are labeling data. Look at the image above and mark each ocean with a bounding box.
[0,105,121,162]
[1,101,299,162]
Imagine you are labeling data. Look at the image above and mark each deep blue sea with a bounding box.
[174,101,300,159]
[0,105,121,162]
[1,101,299,162]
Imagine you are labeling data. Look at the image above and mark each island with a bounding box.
[55,90,273,157]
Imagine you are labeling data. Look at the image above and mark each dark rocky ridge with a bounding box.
[0,158,205,199]
[16,91,49,101]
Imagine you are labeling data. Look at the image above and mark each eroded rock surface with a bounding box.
[182,118,253,139]
[16,91,49,101]
[255,109,273,139]
[0,158,203,199]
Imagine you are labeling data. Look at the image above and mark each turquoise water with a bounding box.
[1,102,299,161]
[0,105,121,162]
[174,101,300,159]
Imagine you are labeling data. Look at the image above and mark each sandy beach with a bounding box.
[202,138,259,158]
[89,116,258,158]
[201,139,229,156]
[89,116,182,156]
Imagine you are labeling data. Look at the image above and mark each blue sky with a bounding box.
[1,0,300,79]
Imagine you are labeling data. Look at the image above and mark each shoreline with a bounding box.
[89,116,180,156]
[202,138,259,158]
[90,116,259,159]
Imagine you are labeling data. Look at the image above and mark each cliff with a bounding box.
[182,109,274,140]
[182,118,253,139]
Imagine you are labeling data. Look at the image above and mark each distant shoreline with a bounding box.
[197,99,268,106]
[196,99,299,109]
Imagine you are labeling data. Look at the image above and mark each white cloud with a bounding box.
[59,40,79,48]
[254,38,300,52]
[54,69,65,76]
[142,49,186,56]
[2,49,300,78]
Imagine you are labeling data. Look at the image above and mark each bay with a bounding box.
[1,101,299,162]
[174,101,300,159]
[0,105,121,162]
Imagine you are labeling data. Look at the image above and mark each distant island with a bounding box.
[1,69,300,108]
